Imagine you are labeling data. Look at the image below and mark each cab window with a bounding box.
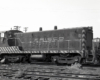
[1,32,4,37]
[0,32,5,43]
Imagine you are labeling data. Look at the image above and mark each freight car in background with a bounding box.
[0,26,99,65]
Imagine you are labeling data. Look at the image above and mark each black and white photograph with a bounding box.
[0,0,100,80]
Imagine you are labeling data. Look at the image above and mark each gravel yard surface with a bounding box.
[0,63,100,80]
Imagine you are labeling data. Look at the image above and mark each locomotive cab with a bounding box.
[0,30,23,63]
[0,30,22,47]
[6,30,22,46]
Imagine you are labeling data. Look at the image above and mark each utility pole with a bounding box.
[14,26,21,30]
[24,27,28,32]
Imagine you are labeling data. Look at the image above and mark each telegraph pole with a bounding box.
[14,26,21,30]
[24,27,28,32]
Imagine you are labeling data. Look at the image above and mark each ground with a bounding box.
[0,63,100,80]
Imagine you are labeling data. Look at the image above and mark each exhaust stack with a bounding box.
[39,27,42,31]
[54,26,57,30]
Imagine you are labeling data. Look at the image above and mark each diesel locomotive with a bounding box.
[0,26,100,64]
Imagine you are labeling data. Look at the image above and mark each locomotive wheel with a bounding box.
[73,56,81,64]
[4,58,9,64]
[2,56,10,64]
[44,55,51,62]
[51,56,60,65]
[0,58,7,64]
[81,58,86,64]
[28,58,34,63]
[21,57,27,63]
[51,56,57,64]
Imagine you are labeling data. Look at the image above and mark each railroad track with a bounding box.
[0,64,100,80]
[23,66,100,80]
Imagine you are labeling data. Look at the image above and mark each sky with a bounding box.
[0,0,100,38]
